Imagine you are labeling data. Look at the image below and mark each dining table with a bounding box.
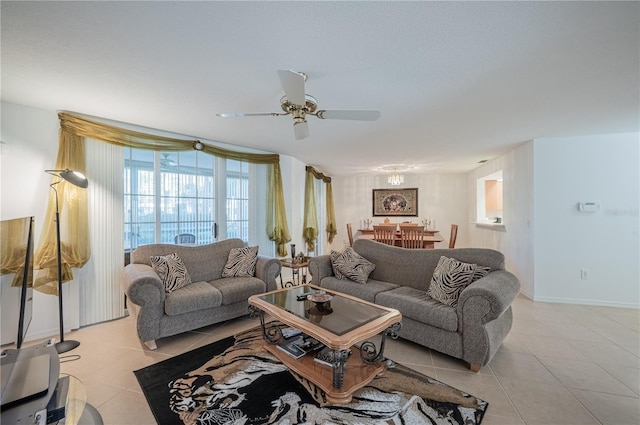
[357,228,444,249]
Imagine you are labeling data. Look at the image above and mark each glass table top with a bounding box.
[257,285,390,336]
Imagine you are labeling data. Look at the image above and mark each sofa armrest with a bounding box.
[255,255,281,292]
[458,269,520,323]
[120,264,166,307]
[120,264,167,343]
[308,255,333,285]
[457,269,519,366]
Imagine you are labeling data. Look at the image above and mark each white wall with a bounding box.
[533,134,639,307]
[467,142,535,298]
[468,135,639,308]
[331,173,468,253]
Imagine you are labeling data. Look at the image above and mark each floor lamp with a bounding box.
[45,169,88,354]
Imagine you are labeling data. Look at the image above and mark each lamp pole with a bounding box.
[46,169,87,354]
[50,182,79,354]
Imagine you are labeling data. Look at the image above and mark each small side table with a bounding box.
[279,257,310,287]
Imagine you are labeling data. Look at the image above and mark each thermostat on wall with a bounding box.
[578,202,600,212]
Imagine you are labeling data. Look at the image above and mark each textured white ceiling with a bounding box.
[2,1,638,175]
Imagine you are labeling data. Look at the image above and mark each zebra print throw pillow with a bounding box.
[221,246,259,278]
[330,247,375,284]
[150,253,192,293]
[329,250,346,279]
[427,256,491,307]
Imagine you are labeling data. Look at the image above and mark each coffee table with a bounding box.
[248,284,402,404]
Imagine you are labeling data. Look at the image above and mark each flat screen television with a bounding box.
[0,216,35,349]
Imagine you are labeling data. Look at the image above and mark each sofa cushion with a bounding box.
[319,276,398,303]
[427,256,491,307]
[210,277,266,305]
[330,247,376,284]
[164,281,223,316]
[375,286,458,332]
[222,246,259,277]
[150,253,192,293]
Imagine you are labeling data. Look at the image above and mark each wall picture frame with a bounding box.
[372,188,418,217]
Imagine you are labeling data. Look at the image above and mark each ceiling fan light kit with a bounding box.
[217,69,380,140]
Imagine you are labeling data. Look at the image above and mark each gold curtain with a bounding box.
[35,111,291,293]
[302,168,319,252]
[267,164,292,257]
[303,166,338,251]
[325,181,337,243]
[59,112,197,150]
[34,128,90,294]
[0,218,33,287]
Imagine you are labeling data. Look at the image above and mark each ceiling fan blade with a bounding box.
[277,69,306,106]
[217,112,279,118]
[293,121,310,140]
[316,110,381,121]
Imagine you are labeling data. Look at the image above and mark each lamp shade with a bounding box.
[46,169,89,188]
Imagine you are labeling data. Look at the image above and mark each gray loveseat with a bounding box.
[120,238,281,350]
[308,239,520,371]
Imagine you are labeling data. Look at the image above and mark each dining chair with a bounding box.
[449,224,458,249]
[346,223,354,247]
[400,224,425,249]
[175,233,196,244]
[373,225,396,246]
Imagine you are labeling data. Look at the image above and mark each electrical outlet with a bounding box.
[581,269,589,280]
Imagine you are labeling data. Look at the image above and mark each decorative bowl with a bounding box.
[307,293,333,303]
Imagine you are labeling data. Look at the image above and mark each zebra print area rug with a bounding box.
[134,324,488,425]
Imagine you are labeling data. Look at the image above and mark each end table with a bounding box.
[279,257,310,287]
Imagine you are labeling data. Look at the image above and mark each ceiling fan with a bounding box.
[217,70,381,140]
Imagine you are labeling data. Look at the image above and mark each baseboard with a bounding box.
[519,289,534,300]
[24,327,60,344]
[532,295,639,309]
[24,312,130,345]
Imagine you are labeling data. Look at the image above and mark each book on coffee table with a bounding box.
[276,338,307,359]
[314,347,335,367]
[277,335,325,359]
[295,336,324,352]
[313,347,352,367]
[281,327,302,339]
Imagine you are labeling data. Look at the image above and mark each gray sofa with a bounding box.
[308,239,520,371]
[120,238,281,350]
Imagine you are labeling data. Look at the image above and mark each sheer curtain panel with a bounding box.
[81,139,125,325]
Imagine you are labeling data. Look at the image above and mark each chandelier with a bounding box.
[388,171,404,186]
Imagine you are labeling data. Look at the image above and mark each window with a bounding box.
[125,148,273,255]
[124,149,156,249]
[226,160,249,241]
[476,170,503,224]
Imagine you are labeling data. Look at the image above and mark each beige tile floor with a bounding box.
[13,295,640,424]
